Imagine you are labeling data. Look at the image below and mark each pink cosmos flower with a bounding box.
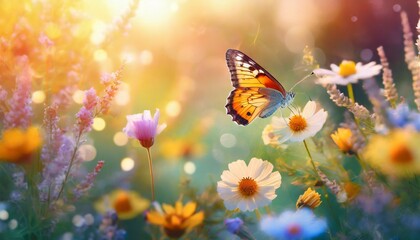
[123,109,167,148]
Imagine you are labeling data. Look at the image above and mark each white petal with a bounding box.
[312,68,336,77]
[254,161,275,182]
[276,128,293,144]
[228,160,248,179]
[302,101,316,119]
[271,116,288,128]
[258,171,282,189]
[220,170,240,185]
[248,158,264,179]
[330,64,339,72]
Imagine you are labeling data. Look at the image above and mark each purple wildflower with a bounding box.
[98,67,123,114]
[75,88,98,135]
[225,217,255,240]
[38,136,75,201]
[3,56,32,129]
[123,109,166,149]
[73,160,104,199]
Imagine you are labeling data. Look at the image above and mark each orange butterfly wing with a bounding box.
[225,49,288,125]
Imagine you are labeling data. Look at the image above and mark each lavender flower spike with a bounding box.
[123,109,166,148]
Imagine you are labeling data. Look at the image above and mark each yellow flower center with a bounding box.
[289,115,307,132]
[113,192,133,214]
[389,143,413,164]
[339,60,357,77]
[287,224,302,236]
[238,177,258,197]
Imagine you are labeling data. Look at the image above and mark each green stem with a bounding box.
[303,140,318,175]
[146,147,156,202]
[347,83,355,102]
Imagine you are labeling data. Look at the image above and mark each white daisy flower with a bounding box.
[266,101,327,144]
[217,158,281,212]
[313,60,382,85]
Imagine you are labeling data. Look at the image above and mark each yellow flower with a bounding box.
[343,182,360,202]
[160,139,204,161]
[94,189,150,220]
[147,201,204,239]
[296,188,322,209]
[0,127,42,163]
[364,129,420,177]
[331,128,354,153]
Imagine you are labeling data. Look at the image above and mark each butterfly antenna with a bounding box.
[289,73,313,92]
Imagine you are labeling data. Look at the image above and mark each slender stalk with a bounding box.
[146,147,156,201]
[303,140,317,175]
[355,153,367,172]
[56,132,82,201]
[347,83,355,102]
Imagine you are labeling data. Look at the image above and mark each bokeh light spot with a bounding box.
[351,16,358,22]
[90,31,106,45]
[393,4,402,12]
[115,83,130,106]
[93,117,106,131]
[166,100,181,117]
[114,131,129,146]
[0,210,9,220]
[139,50,153,65]
[8,219,18,230]
[32,90,46,104]
[94,49,108,62]
[220,133,237,148]
[72,215,85,228]
[84,214,95,226]
[121,157,135,171]
[78,144,97,162]
[360,48,373,62]
[184,161,196,175]
[72,90,85,104]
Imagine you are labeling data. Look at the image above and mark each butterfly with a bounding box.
[225,49,295,125]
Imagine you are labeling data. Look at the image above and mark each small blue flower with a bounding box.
[260,208,327,240]
[387,103,420,131]
[224,217,244,234]
[387,104,411,128]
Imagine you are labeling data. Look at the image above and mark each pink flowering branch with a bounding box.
[73,160,104,199]
[3,56,32,129]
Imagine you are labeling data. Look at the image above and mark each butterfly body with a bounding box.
[225,49,295,125]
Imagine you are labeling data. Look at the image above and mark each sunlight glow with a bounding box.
[139,50,154,65]
[94,49,108,62]
[121,157,135,171]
